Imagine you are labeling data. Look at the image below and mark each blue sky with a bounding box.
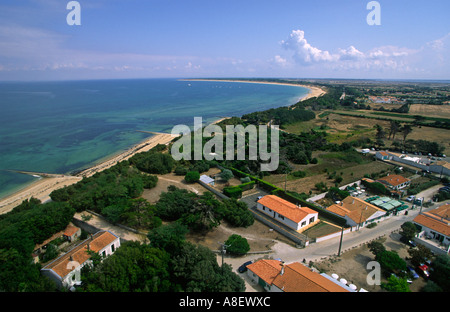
[0,0,449,81]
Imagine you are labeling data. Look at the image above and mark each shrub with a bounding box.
[174,166,188,176]
[185,171,200,183]
[225,234,250,255]
[291,170,306,178]
[223,186,242,199]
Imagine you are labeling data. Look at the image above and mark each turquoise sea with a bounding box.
[0,79,309,200]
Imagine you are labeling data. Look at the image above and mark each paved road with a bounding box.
[224,190,447,291]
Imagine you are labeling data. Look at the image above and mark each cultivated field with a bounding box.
[409,104,450,118]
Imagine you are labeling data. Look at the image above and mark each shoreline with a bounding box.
[0,132,177,215]
[0,79,327,215]
[180,78,326,103]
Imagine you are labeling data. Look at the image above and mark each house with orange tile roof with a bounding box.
[413,204,450,254]
[246,259,353,292]
[377,174,411,190]
[41,230,120,290]
[32,223,81,263]
[326,196,387,229]
[256,195,319,232]
[63,224,81,242]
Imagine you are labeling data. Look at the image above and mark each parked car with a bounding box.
[407,266,419,279]
[406,195,415,202]
[238,261,253,273]
[400,236,417,248]
[417,264,430,278]
[257,196,263,200]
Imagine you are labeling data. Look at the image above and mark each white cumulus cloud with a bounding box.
[278,29,422,75]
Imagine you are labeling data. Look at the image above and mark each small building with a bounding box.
[326,196,387,229]
[375,151,389,160]
[377,174,411,190]
[246,259,351,292]
[256,195,319,232]
[41,230,120,290]
[63,224,81,242]
[413,204,450,254]
[32,223,81,263]
[199,174,215,186]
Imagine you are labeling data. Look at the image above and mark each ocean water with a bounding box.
[0,79,308,200]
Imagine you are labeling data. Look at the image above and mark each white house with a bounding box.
[413,204,450,254]
[375,151,389,160]
[377,174,411,190]
[256,195,319,232]
[41,230,120,290]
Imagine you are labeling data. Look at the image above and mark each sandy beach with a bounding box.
[0,132,177,215]
[181,79,326,103]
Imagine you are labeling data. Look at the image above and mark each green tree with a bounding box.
[147,222,189,253]
[185,170,200,183]
[377,250,407,273]
[422,281,443,292]
[80,241,171,292]
[220,169,234,182]
[181,192,222,232]
[400,221,418,240]
[408,244,433,267]
[430,254,450,292]
[225,234,250,256]
[368,241,386,258]
[221,199,254,227]
[381,275,410,292]
[122,198,161,229]
[102,204,124,224]
[155,186,197,220]
[171,242,245,292]
[400,124,413,149]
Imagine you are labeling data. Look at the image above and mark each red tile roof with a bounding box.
[327,196,384,223]
[63,225,80,237]
[377,175,410,187]
[42,231,118,279]
[413,204,450,236]
[257,195,318,223]
[247,260,349,292]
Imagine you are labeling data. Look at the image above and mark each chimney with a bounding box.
[87,243,90,251]
[280,264,285,276]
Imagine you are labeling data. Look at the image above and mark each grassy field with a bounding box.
[284,110,450,155]
[264,152,393,195]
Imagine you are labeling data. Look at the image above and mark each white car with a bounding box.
[406,195,415,202]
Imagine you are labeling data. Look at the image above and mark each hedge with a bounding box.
[223,186,242,199]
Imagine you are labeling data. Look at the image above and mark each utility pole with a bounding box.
[219,242,230,274]
[337,226,344,256]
